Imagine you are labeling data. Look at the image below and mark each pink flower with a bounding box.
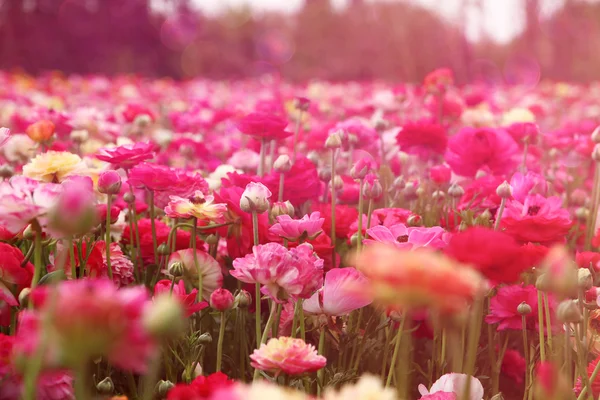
[418,373,484,400]
[240,182,272,214]
[365,224,449,250]
[165,191,228,223]
[420,393,457,400]
[127,162,178,192]
[16,280,155,372]
[250,337,326,376]
[154,169,209,209]
[509,172,548,202]
[167,249,223,301]
[97,170,122,195]
[154,279,208,317]
[269,212,324,241]
[286,243,324,300]
[96,142,156,170]
[396,120,448,159]
[486,284,557,332]
[95,241,135,287]
[430,164,452,184]
[445,127,519,177]
[36,371,75,400]
[210,288,235,311]
[235,113,291,141]
[303,268,372,316]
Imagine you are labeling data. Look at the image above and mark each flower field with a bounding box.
[0,68,599,400]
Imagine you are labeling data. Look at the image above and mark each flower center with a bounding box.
[396,235,409,243]
[527,205,541,216]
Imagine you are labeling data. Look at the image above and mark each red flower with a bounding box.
[446,127,519,177]
[575,357,600,398]
[122,103,155,123]
[520,243,549,269]
[96,204,120,225]
[235,112,291,141]
[311,203,358,239]
[121,218,203,265]
[423,68,454,92]
[337,175,360,204]
[458,175,503,211]
[501,349,526,384]
[396,120,447,158]
[577,251,600,270]
[0,243,34,306]
[445,227,530,283]
[430,164,452,184]
[154,280,208,317]
[167,372,233,400]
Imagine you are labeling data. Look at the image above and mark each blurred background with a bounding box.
[0,0,598,83]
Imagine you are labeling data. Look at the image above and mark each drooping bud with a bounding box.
[143,294,186,339]
[210,288,235,311]
[271,201,295,219]
[325,131,343,149]
[273,155,292,173]
[157,243,171,256]
[432,190,445,201]
[96,377,114,395]
[156,380,175,397]
[556,300,582,323]
[235,290,252,308]
[517,302,532,315]
[496,181,513,198]
[240,182,271,214]
[205,234,219,246]
[98,171,122,195]
[448,183,464,198]
[198,332,213,344]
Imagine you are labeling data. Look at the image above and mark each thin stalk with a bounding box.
[148,190,159,267]
[386,313,406,387]
[299,305,306,341]
[292,110,302,164]
[278,173,285,202]
[440,328,447,376]
[357,179,365,251]
[586,164,600,250]
[461,296,484,400]
[69,239,76,280]
[543,292,553,353]
[253,302,278,380]
[191,218,203,302]
[577,350,600,400]
[273,302,283,338]
[522,315,530,400]
[267,140,276,174]
[330,149,337,267]
[380,324,391,381]
[128,206,140,282]
[258,138,266,177]
[141,354,160,400]
[74,362,91,400]
[574,324,593,399]
[521,138,529,173]
[494,197,507,231]
[317,327,327,396]
[30,221,43,288]
[291,300,301,338]
[216,311,226,371]
[537,290,546,362]
[105,195,114,280]
[255,283,262,350]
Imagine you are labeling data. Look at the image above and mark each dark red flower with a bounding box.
[396,120,447,158]
[167,372,234,400]
[96,204,120,225]
[577,251,600,270]
[501,349,526,384]
[122,103,155,123]
[0,243,34,307]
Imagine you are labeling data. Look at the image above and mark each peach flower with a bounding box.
[250,337,326,377]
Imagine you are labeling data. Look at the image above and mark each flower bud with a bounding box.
[363,179,383,199]
[306,151,320,165]
[235,290,252,308]
[96,377,114,395]
[157,243,171,256]
[18,288,31,308]
[0,165,14,180]
[98,171,122,195]
[273,155,292,173]
[579,268,593,290]
[575,207,590,223]
[26,120,55,143]
[496,181,513,198]
[168,261,184,277]
[448,183,464,198]
[156,380,174,397]
[205,234,219,246]
[70,129,89,144]
[240,182,272,214]
[134,114,152,129]
[331,176,344,191]
[143,294,186,338]
[557,300,582,323]
[490,393,505,400]
[294,97,311,111]
[393,176,405,190]
[23,225,36,240]
[350,159,372,180]
[407,215,422,227]
[325,131,343,149]
[403,182,418,201]
[271,201,295,219]
[432,190,445,201]
[517,302,532,315]
[210,288,235,311]
[198,332,213,344]
[318,168,332,182]
[123,192,135,204]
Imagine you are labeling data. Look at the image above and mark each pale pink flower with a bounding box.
[364,224,449,250]
[269,212,324,242]
[227,149,260,171]
[168,249,223,301]
[165,191,227,223]
[0,127,11,146]
[418,373,484,400]
[0,176,62,233]
[303,268,372,316]
[509,172,548,202]
[240,182,272,214]
[286,243,324,300]
[15,280,155,372]
[250,337,326,376]
[95,241,135,287]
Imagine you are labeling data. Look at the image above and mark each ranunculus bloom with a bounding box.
[167,372,234,400]
[312,203,359,239]
[167,249,223,301]
[365,224,449,250]
[430,164,452,184]
[210,288,235,311]
[154,279,207,317]
[15,280,154,372]
[445,227,530,284]
[236,112,291,141]
[269,212,324,242]
[324,374,396,400]
[424,68,454,92]
[486,284,557,332]
[154,169,209,209]
[22,151,86,183]
[303,268,372,316]
[445,127,519,177]
[26,120,55,143]
[352,245,486,314]
[250,337,326,376]
[500,195,572,245]
[509,172,548,202]
[96,142,156,170]
[0,243,34,307]
[165,191,228,223]
[127,162,178,192]
[418,373,484,400]
[95,241,135,287]
[396,120,447,159]
[574,356,600,398]
[121,218,203,265]
[501,349,526,384]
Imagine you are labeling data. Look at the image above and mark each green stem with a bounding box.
[191,218,202,302]
[216,311,226,371]
[462,296,484,400]
[105,195,113,280]
[494,197,506,231]
[278,173,285,202]
[317,326,327,396]
[251,211,259,247]
[577,349,600,399]
[74,362,90,400]
[357,179,364,251]
[380,323,391,381]
[299,304,306,341]
[330,149,337,267]
[255,283,262,350]
[141,354,160,400]
[543,292,553,353]
[253,301,277,381]
[522,315,530,400]
[537,290,546,362]
[30,221,43,288]
[68,238,76,281]
[148,190,159,267]
[291,301,300,338]
[386,313,406,387]
[258,138,266,177]
[273,302,282,338]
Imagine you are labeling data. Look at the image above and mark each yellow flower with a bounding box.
[23,151,87,183]
[502,107,536,125]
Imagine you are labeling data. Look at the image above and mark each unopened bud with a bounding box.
[198,332,213,344]
[273,155,292,173]
[123,192,135,204]
[331,176,343,191]
[156,380,174,397]
[325,131,343,149]
[134,114,152,128]
[0,165,14,180]
[403,182,418,201]
[157,243,170,256]
[350,159,371,180]
[535,273,549,291]
[18,288,30,308]
[517,302,532,315]
[363,180,383,199]
[235,290,252,308]
[557,300,582,323]
[448,183,464,198]
[98,171,122,195]
[393,176,405,190]
[318,168,332,182]
[240,182,271,214]
[350,232,360,247]
[307,151,320,165]
[407,215,422,227]
[205,234,219,246]
[23,225,36,240]
[210,288,235,311]
[143,294,186,338]
[579,268,593,290]
[432,190,445,201]
[168,261,184,277]
[271,201,295,219]
[490,394,505,400]
[496,181,513,198]
[575,207,590,222]
[96,377,114,395]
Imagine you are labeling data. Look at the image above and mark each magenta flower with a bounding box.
[235,112,291,141]
[303,268,372,316]
[96,142,156,170]
[127,162,178,192]
[250,337,326,377]
[154,169,209,209]
[509,172,548,202]
[154,279,207,317]
[364,224,449,250]
[269,212,325,242]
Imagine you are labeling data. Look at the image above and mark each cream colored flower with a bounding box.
[502,107,536,125]
[324,374,396,400]
[23,151,87,183]
[2,134,35,163]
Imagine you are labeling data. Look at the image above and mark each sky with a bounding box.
[192,0,569,43]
